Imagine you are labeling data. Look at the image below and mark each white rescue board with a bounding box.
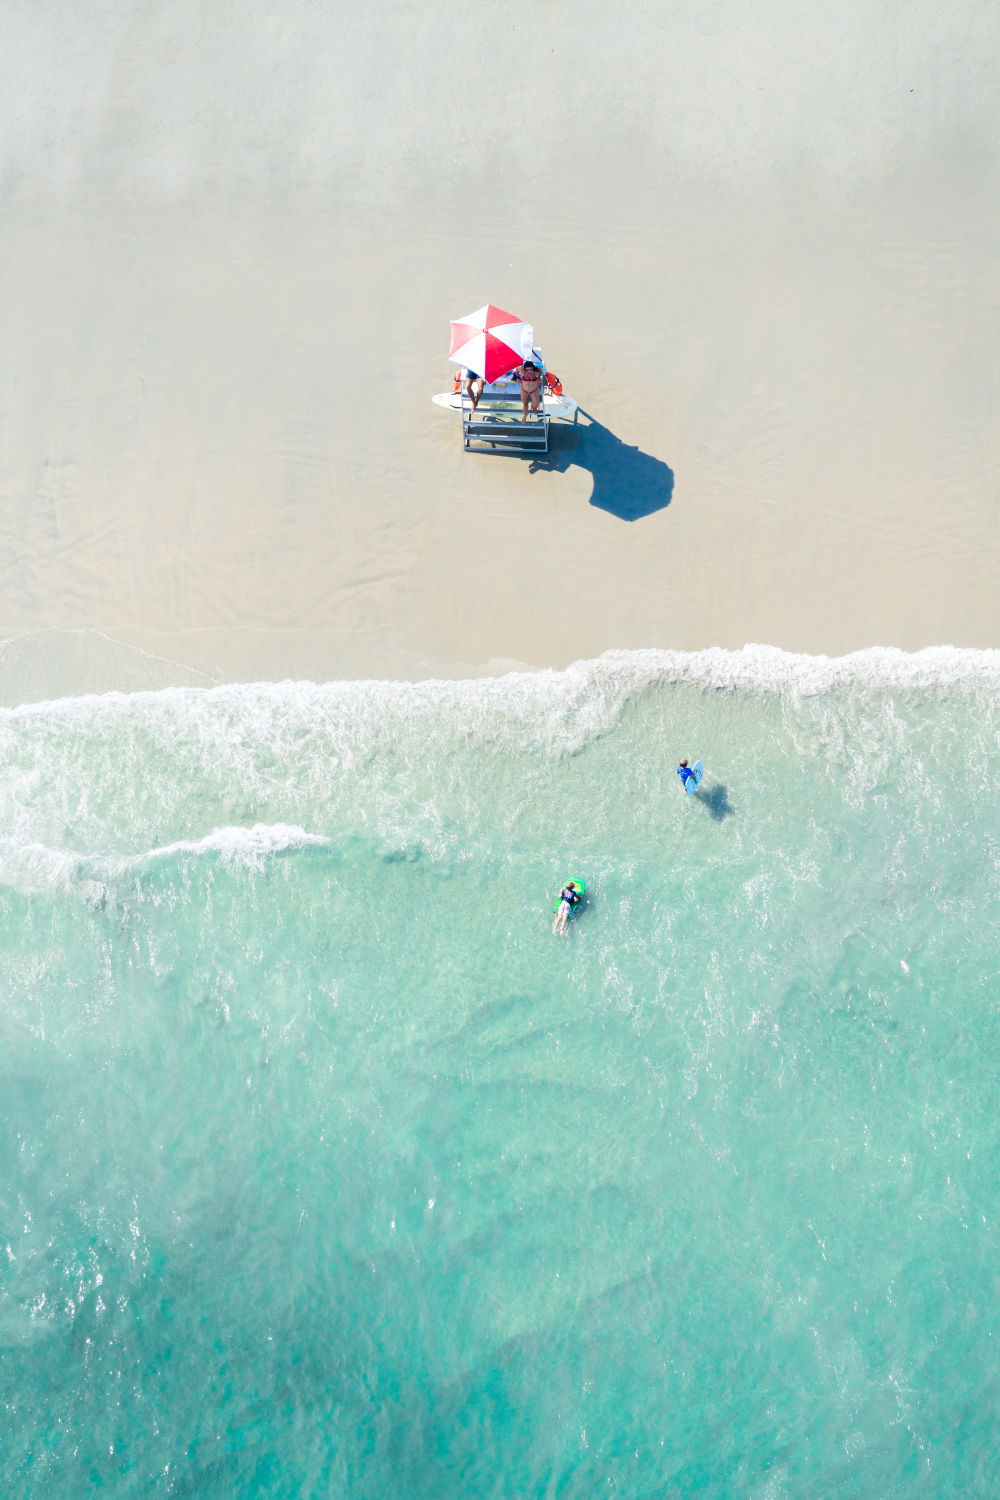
[432,391,578,420]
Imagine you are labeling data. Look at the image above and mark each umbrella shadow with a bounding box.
[697,782,735,821]
[528,408,674,521]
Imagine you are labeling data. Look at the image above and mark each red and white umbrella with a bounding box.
[448,303,535,383]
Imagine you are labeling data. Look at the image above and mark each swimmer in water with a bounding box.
[552,880,582,935]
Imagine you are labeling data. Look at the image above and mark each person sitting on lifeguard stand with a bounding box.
[462,367,485,417]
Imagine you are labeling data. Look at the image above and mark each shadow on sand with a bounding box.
[697,782,735,822]
[528,408,674,521]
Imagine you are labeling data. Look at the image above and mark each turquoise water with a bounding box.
[2,647,1000,1497]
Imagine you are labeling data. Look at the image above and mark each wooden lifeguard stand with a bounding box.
[461,387,550,454]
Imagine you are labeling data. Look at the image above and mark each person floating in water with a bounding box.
[552,880,582,934]
[676,758,697,791]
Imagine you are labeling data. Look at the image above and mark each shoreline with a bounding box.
[5,641,1000,716]
[4,600,1000,707]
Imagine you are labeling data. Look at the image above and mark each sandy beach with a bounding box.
[2,0,999,703]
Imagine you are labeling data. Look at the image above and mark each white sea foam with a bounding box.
[4,644,1000,730]
[135,823,329,868]
[0,825,328,897]
[0,838,101,901]
[0,647,995,874]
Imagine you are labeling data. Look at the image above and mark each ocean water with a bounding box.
[2,647,1000,1499]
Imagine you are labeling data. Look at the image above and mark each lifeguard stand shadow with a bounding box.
[529,408,673,521]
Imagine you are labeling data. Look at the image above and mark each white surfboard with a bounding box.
[432,391,578,420]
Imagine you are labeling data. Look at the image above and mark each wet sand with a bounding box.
[2,0,999,702]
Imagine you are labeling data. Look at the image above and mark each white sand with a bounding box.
[2,0,999,702]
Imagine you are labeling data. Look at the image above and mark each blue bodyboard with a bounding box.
[686,760,704,797]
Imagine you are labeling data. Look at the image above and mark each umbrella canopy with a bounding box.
[449,303,535,383]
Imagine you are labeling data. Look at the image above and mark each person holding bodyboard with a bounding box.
[676,758,704,796]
